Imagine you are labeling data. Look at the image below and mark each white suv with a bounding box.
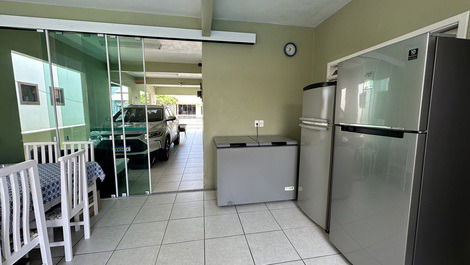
[93,105,180,165]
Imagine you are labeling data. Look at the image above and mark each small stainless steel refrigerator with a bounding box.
[330,34,470,265]
[297,82,336,230]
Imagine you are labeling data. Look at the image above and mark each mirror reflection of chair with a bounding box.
[0,160,53,265]
[63,141,99,216]
[45,150,91,262]
[23,142,59,164]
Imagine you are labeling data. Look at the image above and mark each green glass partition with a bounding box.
[0,28,58,163]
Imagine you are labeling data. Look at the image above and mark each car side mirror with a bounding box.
[166,116,176,121]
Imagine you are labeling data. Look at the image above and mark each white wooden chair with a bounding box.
[45,150,91,262]
[62,141,99,217]
[24,142,58,164]
[0,161,53,265]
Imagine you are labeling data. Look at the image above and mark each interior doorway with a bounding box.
[141,38,204,193]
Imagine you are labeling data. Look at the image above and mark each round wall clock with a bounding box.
[284,42,297,57]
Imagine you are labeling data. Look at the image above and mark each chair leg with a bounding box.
[74,215,81,231]
[92,182,99,216]
[83,188,90,239]
[63,221,73,262]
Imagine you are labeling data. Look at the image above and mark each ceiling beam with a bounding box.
[201,0,214,37]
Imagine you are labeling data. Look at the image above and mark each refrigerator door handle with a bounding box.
[299,123,328,131]
[300,117,329,124]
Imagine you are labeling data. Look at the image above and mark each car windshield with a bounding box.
[113,107,164,122]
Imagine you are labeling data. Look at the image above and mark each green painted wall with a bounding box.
[0,28,110,162]
[0,28,49,163]
[312,0,470,82]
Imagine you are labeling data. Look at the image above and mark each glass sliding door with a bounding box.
[46,30,119,197]
[106,35,129,196]
[0,28,58,163]
[118,36,151,195]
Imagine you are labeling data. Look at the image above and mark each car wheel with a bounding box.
[150,151,157,167]
[174,133,180,145]
[158,136,171,161]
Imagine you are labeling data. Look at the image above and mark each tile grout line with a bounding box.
[153,194,177,265]
[235,204,257,265]
[105,197,149,265]
[266,204,304,262]
[203,191,206,265]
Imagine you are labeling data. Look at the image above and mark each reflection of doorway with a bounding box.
[141,38,203,193]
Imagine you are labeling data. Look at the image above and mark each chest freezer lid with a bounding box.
[249,135,298,146]
[213,136,258,148]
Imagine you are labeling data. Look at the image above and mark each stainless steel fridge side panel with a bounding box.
[335,34,431,131]
[297,125,333,229]
[413,37,470,265]
[329,127,425,265]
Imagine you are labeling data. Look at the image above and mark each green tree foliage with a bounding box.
[156,95,178,105]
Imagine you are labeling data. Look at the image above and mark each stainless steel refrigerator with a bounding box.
[330,34,470,265]
[297,82,336,230]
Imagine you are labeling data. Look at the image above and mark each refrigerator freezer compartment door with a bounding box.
[302,84,335,121]
[329,127,425,265]
[335,34,432,131]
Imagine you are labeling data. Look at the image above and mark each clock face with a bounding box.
[284,42,297,57]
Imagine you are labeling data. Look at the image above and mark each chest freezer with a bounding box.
[214,135,298,206]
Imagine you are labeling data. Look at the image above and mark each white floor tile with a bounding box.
[134,204,172,223]
[57,252,112,265]
[111,197,146,209]
[146,193,176,205]
[74,225,128,254]
[204,200,237,216]
[175,191,203,203]
[107,246,159,265]
[266,200,297,210]
[94,206,140,227]
[156,240,204,265]
[205,235,254,265]
[204,190,216,200]
[170,201,204,219]
[236,203,268,213]
[271,207,315,229]
[117,221,167,249]
[239,210,281,234]
[163,217,204,244]
[304,254,350,265]
[246,231,300,265]
[178,180,203,191]
[205,214,244,239]
[284,226,338,259]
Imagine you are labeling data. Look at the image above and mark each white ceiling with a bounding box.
[144,39,202,63]
[7,0,351,27]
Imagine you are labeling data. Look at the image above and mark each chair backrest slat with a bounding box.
[24,142,58,164]
[9,173,21,252]
[0,161,52,265]
[19,170,31,245]
[0,175,11,260]
[62,141,95,163]
[59,150,87,219]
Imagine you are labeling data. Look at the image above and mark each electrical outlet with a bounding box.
[254,120,265,128]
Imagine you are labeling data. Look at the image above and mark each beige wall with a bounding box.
[203,21,314,188]
[0,1,315,189]
[312,0,470,82]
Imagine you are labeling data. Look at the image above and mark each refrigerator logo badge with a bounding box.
[408,48,419,60]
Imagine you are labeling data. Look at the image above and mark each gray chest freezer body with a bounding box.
[214,135,298,206]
